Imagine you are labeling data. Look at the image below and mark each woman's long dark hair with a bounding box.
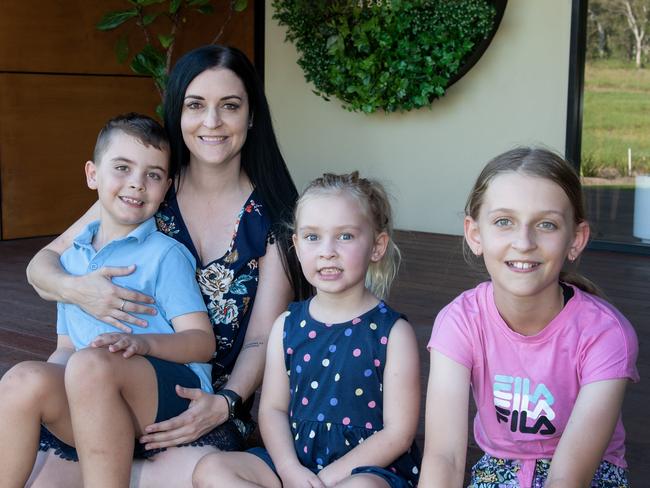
[164,45,311,299]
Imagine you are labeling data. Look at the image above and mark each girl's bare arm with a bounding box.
[545,379,628,488]
[259,314,323,487]
[418,349,471,488]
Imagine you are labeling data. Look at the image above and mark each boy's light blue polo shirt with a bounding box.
[57,217,212,393]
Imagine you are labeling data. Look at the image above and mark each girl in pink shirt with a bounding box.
[419,147,638,488]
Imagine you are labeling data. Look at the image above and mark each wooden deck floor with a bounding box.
[1,232,648,484]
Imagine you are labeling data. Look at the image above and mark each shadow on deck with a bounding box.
[1,231,648,485]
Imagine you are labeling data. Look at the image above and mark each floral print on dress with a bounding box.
[197,262,234,299]
[244,200,263,216]
[155,188,269,383]
[469,453,629,488]
[155,211,179,237]
[209,297,239,326]
[196,261,257,329]
[229,271,255,295]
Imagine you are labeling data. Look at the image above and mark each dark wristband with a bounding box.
[216,388,242,420]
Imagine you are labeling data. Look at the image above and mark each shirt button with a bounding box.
[90,263,98,270]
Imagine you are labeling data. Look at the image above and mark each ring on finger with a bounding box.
[119,299,127,312]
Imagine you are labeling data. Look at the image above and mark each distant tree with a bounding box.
[615,0,649,67]
[587,0,649,68]
[588,0,611,58]
[587,0,629,61]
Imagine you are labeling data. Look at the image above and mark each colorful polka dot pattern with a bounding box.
[281,299,420,486]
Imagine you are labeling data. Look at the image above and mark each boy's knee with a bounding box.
[192,453,230,488]
[65,348,115,391]
[0,361,53,406]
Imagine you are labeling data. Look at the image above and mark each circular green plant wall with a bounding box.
[273,0,507,113]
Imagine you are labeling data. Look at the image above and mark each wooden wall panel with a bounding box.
[0,1,255,239]
[0,74,161,239]
[0,1,254,74]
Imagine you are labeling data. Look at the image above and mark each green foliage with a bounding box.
[170,0,182,13]
[130,44,168,91]
[116,36,130,64]
[97,0,248,106]
[96,10,139,30]
[272,0,496,113]
[233,0,248,12]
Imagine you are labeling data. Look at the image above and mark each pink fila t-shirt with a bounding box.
[428,281,639,471]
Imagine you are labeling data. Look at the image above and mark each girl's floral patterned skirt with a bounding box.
[468,453,629,488]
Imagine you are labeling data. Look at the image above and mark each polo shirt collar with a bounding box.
[127,217,158,243]
[72,217,158,249]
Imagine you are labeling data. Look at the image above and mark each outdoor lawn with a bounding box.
[581,61,650,244]
[582,60,650,178]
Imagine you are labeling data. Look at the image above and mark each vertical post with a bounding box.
[565,0,588,172]
[628,148,632,176]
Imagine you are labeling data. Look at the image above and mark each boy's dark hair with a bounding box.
[94,113,170,163]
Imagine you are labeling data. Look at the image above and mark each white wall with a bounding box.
[265,1,572,235]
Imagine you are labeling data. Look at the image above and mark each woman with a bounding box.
[25,45,308,487]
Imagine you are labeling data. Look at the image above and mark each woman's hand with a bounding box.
[67,265,156,332]
[278,464,326,488]
[91,332,151,358]
[139,386,229,449]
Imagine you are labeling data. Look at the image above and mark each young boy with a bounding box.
[0,113,215,487]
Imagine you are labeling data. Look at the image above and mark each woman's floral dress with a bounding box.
[156,185,270,387]
[155,185,272,448]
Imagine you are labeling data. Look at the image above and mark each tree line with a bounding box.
[588,0,649,67]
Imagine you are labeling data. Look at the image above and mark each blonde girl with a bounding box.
[193,172,422,487]
[420,147,639,488]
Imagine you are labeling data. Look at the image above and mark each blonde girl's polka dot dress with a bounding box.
[283,299,421,486]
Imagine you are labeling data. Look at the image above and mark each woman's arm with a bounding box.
[317,319,421,486]
[139,242,294,449]
[418,349,471,488]
[222,242,294,400]
[260,314,324,488]
[545,379,628,488]
[27,202,99,299]
[26,201,155,330]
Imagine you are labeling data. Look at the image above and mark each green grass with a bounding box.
[586,58,637,70]
[582,63,650,176]
[581,182,636,189]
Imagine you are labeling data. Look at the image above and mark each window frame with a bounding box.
[565,0,650,254]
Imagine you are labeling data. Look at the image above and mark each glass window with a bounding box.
[580,0,650,248]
